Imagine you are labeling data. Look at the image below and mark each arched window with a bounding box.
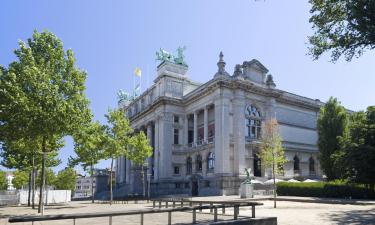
[293,155,300,171]
[196,155,202,172]
[309,157,315,173]
[245,105,262,139]
[207,152,215,170]
[186,157,192,174]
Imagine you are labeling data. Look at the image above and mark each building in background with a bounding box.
[116,52,323,197]
[73,169,114,199]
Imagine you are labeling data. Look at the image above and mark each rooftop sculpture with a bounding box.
[156,46,187,66]
[117,90,133,104]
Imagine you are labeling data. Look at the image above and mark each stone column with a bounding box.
[233,90,246,176]
[214,96,231,175]
[153,119,159,180]
[120,156,125,183]
[159,113,173,178]
[184,114,189,145]
[125,159,131,184]
[193,111,198,145]
[147,123,153,171]
[204,106,208,143]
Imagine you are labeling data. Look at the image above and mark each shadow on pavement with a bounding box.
[327,209,375,225]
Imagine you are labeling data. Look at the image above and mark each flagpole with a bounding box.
[133,72,135,98]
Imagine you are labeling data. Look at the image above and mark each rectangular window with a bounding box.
[188,130,194,144]
[174,166,180,174]
[174,115,179,123]
[174,129,179,144]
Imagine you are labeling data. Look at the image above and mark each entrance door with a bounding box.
[254,153,262,177]
[192,181,198,196]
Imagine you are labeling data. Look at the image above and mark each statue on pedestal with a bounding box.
[243,168,252,184]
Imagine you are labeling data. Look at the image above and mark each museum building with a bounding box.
[115,52,323,196]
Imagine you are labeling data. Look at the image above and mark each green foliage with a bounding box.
[12,170,29,190]
[259,119,287,177]
[317,97,349,180]
[345,106,375,187]
[308,0,375,62]
[277,181,375,199]
[54,168,76,191]
[71,121,105,171]
[259,118,286,208]
[128,131,153,165]
[0,171,7,190]
[103,108,133,204]
[36,168,56,187]
[103,109,133,160]
[0,29,92,212]
[0,136,62,170]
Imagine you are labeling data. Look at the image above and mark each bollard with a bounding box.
[173,201,176,208]
[233,206,238,220]
[159,201,161,208]
[210,203,213,213]
[73,218,76,225]
[140,213,144,225]
[222,205,225,214]
[189,201,193,207]
[168,211,172,225]
[214,207,218,222]
[252,205,255,218]
[109,216,112,225]
[193,209,197,224]
[199,203,202,212]
[153,201,156,208]
[166,201,169,208]
[181,200,183,207]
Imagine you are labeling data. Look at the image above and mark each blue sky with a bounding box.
[1,0,374,173]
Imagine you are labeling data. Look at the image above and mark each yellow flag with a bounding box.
[134,67,142,77]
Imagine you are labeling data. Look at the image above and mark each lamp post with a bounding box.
[147,169,152,201]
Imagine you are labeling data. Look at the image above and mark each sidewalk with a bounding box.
[190,195,375,205]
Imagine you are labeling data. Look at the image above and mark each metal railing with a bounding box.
[8,199,262,225]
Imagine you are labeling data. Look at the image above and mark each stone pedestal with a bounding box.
[240,183,254,198]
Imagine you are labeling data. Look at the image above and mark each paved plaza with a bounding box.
[0,197,374,225]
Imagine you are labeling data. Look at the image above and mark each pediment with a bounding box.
[244,59,269,74]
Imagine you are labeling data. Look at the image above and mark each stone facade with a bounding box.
[115,53,323,197]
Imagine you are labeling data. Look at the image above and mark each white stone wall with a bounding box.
[19,190,71,205]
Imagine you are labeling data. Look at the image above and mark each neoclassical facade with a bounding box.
[115,53,323,196]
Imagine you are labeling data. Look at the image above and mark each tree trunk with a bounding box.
[273,156,276,208]
[110,158,114,205]
[32,166,36,209]
[27,170,32,206]
[141,164,145,198]
[91,163,94,203]
[38,137,46,214]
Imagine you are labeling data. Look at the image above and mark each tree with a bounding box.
[12,170,29,190]
[0,30,91,214]
[0,136,61,208]
[0,171,7,190]
[54,168,77,192]
[36,168,56,187]
[308,0,375,62]
[259,118,286,208]
[346,106,375,188]
[317,97,349,180]
[128,131,153,198]
[103,109,133,205]
[70,121,105,202]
